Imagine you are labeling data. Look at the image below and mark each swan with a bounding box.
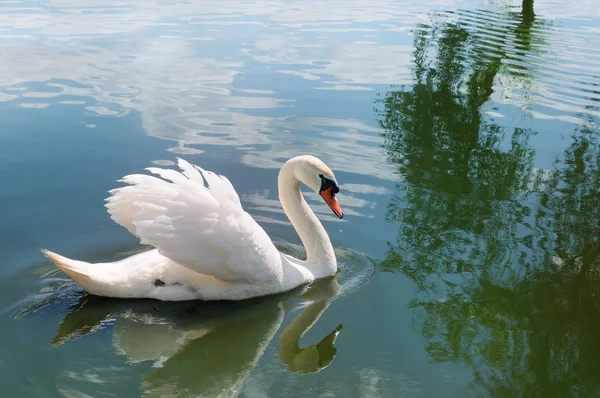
[42,155,344,301]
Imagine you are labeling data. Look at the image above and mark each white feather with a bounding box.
[42,155,341,301]
[106,158,283,285]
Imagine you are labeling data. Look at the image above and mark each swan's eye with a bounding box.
[319,176,338,195]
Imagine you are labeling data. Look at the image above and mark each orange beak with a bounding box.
[320,186,344,219]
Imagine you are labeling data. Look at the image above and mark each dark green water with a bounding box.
[1,0,599,396]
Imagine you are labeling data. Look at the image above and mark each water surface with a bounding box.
[1,0,599,396]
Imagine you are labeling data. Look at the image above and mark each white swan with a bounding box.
[42,155,344,301]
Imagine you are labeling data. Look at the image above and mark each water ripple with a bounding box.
[410,6,600,125]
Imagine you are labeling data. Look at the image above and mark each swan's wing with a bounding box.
[105,158,283,284]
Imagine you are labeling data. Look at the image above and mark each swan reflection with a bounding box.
[51,276,343,396]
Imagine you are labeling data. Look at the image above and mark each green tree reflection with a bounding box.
[378,2,541,290]
[378,2,600,396]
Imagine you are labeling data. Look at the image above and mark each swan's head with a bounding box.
[293,155,343,219]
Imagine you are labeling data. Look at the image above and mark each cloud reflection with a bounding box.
[0,0,411,186]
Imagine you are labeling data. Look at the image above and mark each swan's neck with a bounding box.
[278,163,336,277]
[279,298,341,374]
[279,300,330,355]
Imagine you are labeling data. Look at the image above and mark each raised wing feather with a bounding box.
[105,158,283,284]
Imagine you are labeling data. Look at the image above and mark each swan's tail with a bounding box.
[41,249,96,289]
[41,249,161,299]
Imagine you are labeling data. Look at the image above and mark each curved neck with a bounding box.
[278,299,341,374]
[278,161,336,277]
[279,301,329,355]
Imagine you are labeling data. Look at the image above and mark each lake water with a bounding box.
[1,0,600,396]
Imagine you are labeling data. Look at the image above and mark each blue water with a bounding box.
[1,0,600,396]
